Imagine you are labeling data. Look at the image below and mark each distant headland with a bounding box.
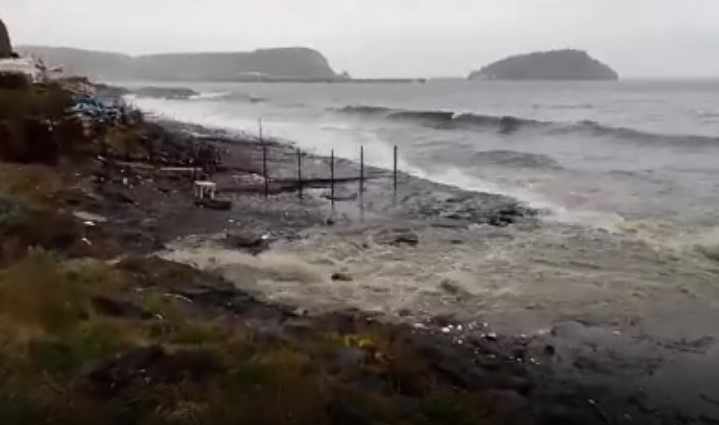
[469,49,619,81]
[16,45,342,82]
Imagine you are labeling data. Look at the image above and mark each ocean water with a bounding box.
[128,79,719,421]
[127,80,719,240]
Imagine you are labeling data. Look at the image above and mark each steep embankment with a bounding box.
[17,45,339,81]
[0,18,12,58]
[469,49,619,81]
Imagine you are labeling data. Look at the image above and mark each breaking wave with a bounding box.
[472,150,562,169]
[190,91,266,103]
[335,105,719,145]
[189,91,232,100]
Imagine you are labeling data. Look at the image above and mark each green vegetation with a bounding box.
[0,254,529,425]
[0,165,81,264]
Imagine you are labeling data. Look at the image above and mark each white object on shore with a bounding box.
[73,211,108,224]
[0,58,43,82]
[194,181,217,200]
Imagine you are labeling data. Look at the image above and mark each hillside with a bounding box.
[469,49,619,81]
[17,46,339,81]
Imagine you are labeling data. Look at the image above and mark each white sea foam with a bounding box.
[129,95,626,230]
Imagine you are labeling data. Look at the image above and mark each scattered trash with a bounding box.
[73,211,109,223]
[483,332,498,341]
[193,181,217,200]
[194,180,232,210]
[164,293,193,304]
[293,307,309,316]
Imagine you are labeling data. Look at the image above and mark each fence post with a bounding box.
[260,118,268,199]
[393,145,398,205]
[296,147,303,201]
[330,149,335,211]
[359,146,364,201]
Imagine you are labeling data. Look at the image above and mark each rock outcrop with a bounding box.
[0,18,12,58]
[469,49,619,81]
[17,46,339,81]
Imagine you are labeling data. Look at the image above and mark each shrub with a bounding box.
[0,72,30,90]
[0,250,86,332]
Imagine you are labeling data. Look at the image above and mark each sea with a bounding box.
[126,79,719,241]
[123,78,719,325]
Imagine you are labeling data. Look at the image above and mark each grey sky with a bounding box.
[3,0,718,78]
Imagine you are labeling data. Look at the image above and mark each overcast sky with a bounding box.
[3,0,718,78]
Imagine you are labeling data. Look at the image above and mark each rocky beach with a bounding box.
[0,67,717,424]
[148,113,719,425]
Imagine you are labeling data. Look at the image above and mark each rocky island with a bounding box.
[469,49,619,81]
[17,45,340,82]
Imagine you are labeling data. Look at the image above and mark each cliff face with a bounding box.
[0,19,12,58]
[16,46,338,81]
[469,50,619,81]
[134,48,337,81]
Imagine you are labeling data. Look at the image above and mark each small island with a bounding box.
[469,49,619,81]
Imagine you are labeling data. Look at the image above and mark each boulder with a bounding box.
[80,345,221,398]
[331,272,353,282]
[90,296,153,320]
[0,19,12,58]
[373,228,419,247]
[439,279,471,297]
[225,229,270,255]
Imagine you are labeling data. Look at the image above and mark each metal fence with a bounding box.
[258,119,399,208]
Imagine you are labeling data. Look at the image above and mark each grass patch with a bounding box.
[0,254,530,424]
[0,84,72,121]
[27,323,126,375]
[0,251,87,332]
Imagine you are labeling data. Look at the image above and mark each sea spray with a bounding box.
[695,227,719,262]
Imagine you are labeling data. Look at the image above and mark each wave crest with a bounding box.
[335,104,719,145]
